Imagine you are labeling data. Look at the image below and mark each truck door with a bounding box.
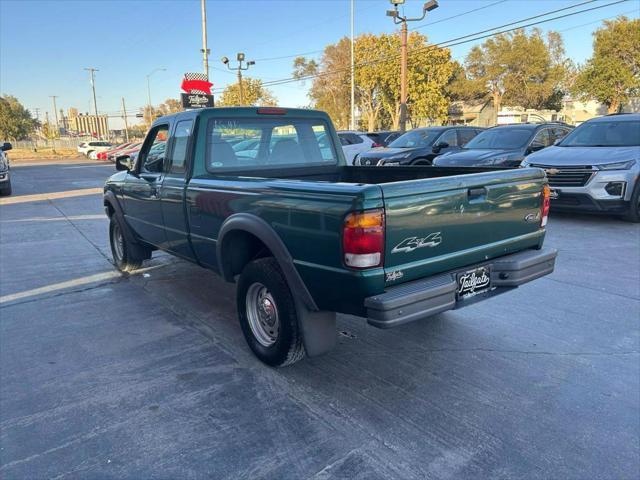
[161,118,196,259]
[122,124,169,248]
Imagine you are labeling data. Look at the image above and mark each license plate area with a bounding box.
[456,266,491,300]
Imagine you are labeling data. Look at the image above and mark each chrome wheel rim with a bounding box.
[112,222,124,262]
[245,282,279,347]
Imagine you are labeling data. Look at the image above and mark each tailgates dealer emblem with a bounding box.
[392,232,442,253]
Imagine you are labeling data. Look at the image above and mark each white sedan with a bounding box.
[337,131,377,165]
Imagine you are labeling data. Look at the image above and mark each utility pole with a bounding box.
[84,67,100,138]
[121,97,130,143]
[146,67,166,125]
[350,0,355,130]
[201,0,210,80]
[49,96,59,136]
[222,53,255,105]
[387,0,439,132]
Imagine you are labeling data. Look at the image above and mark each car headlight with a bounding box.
[596,160,636,170]
[520,160,530,168]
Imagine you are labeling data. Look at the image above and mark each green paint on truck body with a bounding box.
[105,107,550,317]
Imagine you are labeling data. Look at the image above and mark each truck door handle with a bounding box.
[468,187,487,198]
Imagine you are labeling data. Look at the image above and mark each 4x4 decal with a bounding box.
[391,233,442,253]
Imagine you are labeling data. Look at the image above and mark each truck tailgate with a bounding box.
[382,168,547,284]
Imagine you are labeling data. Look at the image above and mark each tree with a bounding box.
[295,32,455,130]
[445,61,487,103]
[142,98,183,126]
[217,78,277,107]
[0,95,39,140]
[572,17,640,113]
[294,38,351,129]
[465,29,569,120]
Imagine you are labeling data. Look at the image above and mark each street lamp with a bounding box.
[387,0,439,132]
[146,67,166,121]
[222,53,255,105]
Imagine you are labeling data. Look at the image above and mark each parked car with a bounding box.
[80,141,112,158]
[366,131,401,147]
[110,143,142,163]
[355,126,483,166]
[337,131,377,164]
[104,106,557,367]
[98,143,132,161]
[0,142,12,196]
[522,113,640,222]
[434,123,572,167]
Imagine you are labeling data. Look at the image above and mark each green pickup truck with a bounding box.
[104,107,557,366]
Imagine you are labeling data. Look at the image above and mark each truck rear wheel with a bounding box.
[236,257,306,367]
[109,216,151,272]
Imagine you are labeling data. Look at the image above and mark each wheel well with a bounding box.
[104,201,115,217]
[411,157,431,165]
[220,230,273,280]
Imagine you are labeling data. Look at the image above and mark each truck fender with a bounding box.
[217,213,319,312]
[103,190,138,245]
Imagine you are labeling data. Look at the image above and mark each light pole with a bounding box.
[84,67,100,138]
[221,53,255,105]
[201,0,210,80]
[387,0,439,132]
[146,67,166,123]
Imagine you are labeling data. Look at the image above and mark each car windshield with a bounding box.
[559,120,640,147]
[464,127,533,149]
[388,129,440,148]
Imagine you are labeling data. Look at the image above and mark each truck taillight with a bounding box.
[343,209,384,269]
[541,184,551,227]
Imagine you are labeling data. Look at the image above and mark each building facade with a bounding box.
[65,108,109,138]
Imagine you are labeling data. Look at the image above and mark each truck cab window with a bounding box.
[169,120,193,173]
[140,125,168,173]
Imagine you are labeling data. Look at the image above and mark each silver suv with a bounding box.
[522,114,640,222]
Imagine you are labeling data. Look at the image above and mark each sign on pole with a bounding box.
[180,73,214,109]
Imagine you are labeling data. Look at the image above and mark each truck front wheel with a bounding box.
[237,258,306,367]
[109,216,151,272]
[623,182,640,223]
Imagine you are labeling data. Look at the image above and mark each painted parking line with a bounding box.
[0,187,103,205]
[0,271,121,305]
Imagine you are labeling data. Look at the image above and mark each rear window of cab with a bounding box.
[205,117,339,172]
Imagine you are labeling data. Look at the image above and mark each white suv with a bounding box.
[79,141,112,158]
[337,131,376,165]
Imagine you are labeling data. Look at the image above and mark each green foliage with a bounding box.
[217,78,277,107]
[445,61,487,102]
[465,29,569,116]
[572,17,640,113]
[0,95,39,140]
[295,32,455,130]
[294,38,352,129]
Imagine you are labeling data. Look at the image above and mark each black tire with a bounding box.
[622,182,640,223]
[109,216,151,272]
[0,180,11,196]
[236,257,306,367]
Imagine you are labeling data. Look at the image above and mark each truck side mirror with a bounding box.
[1,142,12,152]
[116,155,133,171]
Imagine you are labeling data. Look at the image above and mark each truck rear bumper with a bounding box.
[365,247,557,329]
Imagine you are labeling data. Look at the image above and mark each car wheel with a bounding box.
[86,150,93,158]
[622,182,640,223]
[236,257,306,367]
[109,216,151,272]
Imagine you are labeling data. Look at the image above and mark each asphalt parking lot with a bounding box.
[1,158,638,480]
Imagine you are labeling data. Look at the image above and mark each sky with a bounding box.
[1,0,638,130]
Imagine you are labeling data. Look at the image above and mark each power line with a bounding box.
[253,0,512,63]
[237,0,627,92]
[409,0,509,31]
